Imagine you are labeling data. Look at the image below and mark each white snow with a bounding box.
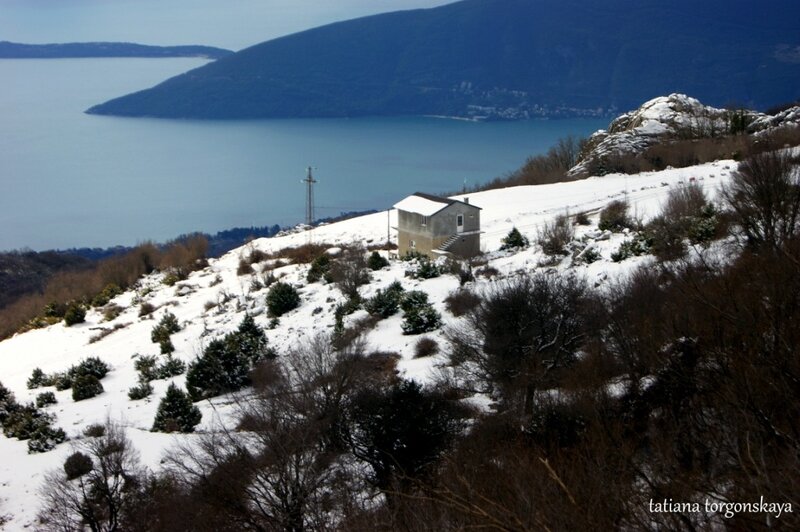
[393,194,449,216]
[0,159,736,528]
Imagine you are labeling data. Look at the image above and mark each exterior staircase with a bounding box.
[437,234,459,253]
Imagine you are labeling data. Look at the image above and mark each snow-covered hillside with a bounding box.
[0,160,734,528]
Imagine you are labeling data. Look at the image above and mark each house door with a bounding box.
[457,214,464,233]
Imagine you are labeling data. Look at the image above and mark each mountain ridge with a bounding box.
[0,41,233,59]
[86,0,800,120]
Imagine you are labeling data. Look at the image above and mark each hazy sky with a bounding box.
[0,0,455,50]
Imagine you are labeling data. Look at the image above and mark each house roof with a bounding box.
[393,192,480,217]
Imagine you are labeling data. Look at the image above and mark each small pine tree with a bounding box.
[71,357,110,380]
[72,375,103,401]
[63,303,86,326]
[36,392,57,408]
[367,251,390,270]
[400,291,441,335]
[157,356,186,379]
[152,383,201,433]
[151,312,181,354]
[27,368,47,389]
[128,381,153,401]
[364,282,405,318]
[266,282,300,317]
[500,227,529,250]
[402,304,442,335]
[307,254,331,282]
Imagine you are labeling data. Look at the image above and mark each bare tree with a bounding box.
[165,335,386,531]
[448,272,590,416]
[37,423,144,532]
[722,150,800,248]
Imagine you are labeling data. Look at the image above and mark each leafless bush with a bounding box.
[722,150,800,248]
[598,200,631,232]
[88,322,128,344]
[271,243,332,264]
[329,247,370,299]
[448,272,591,414]
[476,135,587,190]
[538,213,574,256]
[444,289,481,317]
[414,337,439,358]
[236,257,252,276]
[138,302,155,317]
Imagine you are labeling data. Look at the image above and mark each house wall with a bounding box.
[396,202,480,258]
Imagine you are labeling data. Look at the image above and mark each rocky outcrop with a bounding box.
[569,94,800,177]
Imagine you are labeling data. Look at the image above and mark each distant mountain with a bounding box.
[0,41,233,59]
[87,0,800,120]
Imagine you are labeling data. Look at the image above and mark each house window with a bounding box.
[421,216,427,227]
[410,240,416,249]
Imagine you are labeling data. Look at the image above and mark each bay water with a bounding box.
[0,58,607,250]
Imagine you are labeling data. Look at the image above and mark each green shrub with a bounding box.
[186,315,274,401]
[401,291,441,335]
[151,312,180,354]
[364,282,405,319]
[3,402,66,452]
[367,251,390,270]
[91,283,123,307]
[63,451,93,480]
[128,381,153,401]
[598,200,631,232]
[402,305,442,335]
[27,367,47,389]
[43,301,66,318]
[53,373,72,391]
[611,235,651,262]
[35,391,57,408]
[578,247,602,264]
[307,254,331,282]
[72,375,103,401]
[500,227,529,250]
[401,290,430,313]
[266,282,300,317]
[162,270,185,286]
[687,205,719,245]
[152,383,201,433]
[63,303,86,326]
[0,381,17,425]
[134,355,159,382]
[414,259,441,279]
[27,425,66,453]
[157,355,186,378]
[72,357,110,380]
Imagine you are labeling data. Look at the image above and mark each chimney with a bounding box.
[464,197,469,204]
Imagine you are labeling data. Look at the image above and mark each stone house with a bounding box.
[393,192,481,258]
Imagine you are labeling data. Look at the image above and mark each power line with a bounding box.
[301,166,317,227]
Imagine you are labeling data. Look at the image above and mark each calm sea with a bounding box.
[0,58,607,251]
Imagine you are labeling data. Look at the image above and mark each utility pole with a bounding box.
[302,166,317,228]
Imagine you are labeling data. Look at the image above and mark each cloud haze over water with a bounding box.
[0,0,453,50]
